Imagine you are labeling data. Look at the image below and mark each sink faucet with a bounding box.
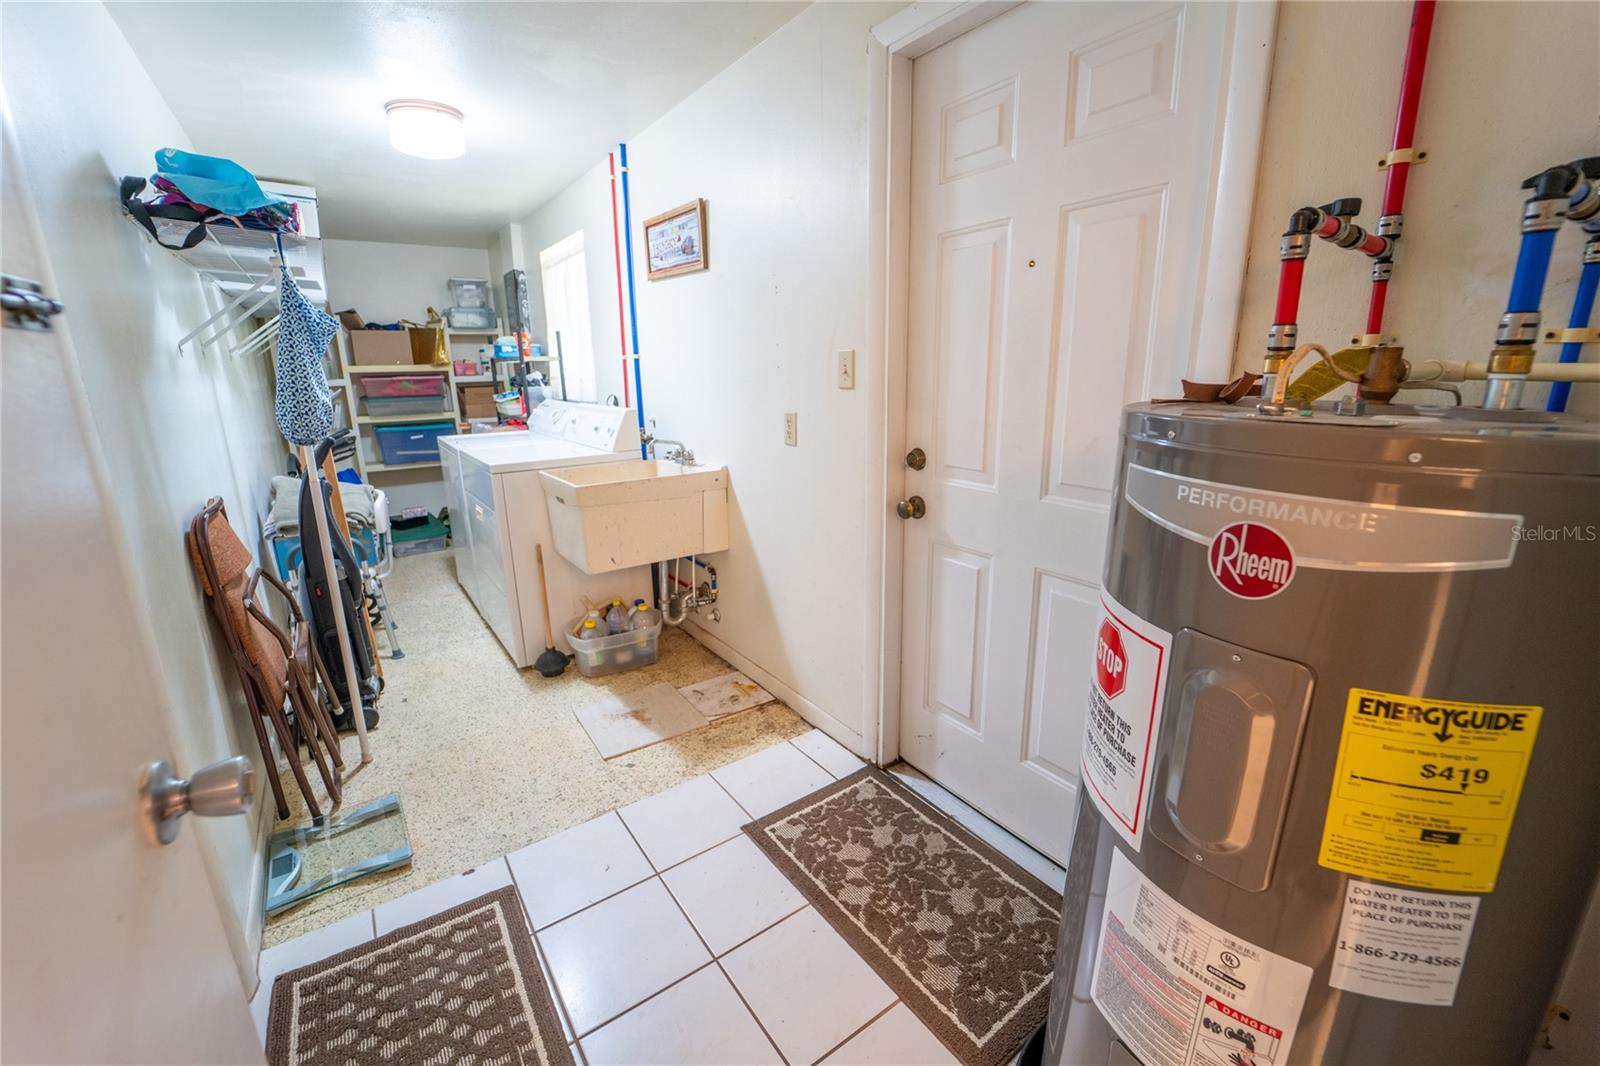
[648,437,695,465]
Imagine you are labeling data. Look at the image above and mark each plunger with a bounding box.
[533,544,569,678]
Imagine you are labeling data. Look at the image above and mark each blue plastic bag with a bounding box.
[154,148,285,217]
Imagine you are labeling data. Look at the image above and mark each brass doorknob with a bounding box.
[896,496,926,520]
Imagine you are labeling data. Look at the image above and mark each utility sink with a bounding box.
[540,459,729,574]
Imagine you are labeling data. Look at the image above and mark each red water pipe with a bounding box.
[1262,0,1434,383]
[1274,257,1306,326]
[1367,0,1436,334]
[608,152,630,406]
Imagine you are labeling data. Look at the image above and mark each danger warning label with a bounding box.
[1081,593,1171,851]
[1091,850,1311,1066]
[1318,688,1542,893]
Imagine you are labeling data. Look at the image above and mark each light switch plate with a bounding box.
[837,349,856,389]
[784,412,798,447]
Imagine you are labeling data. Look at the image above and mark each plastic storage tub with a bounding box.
[375,422,454,465]
[363,395,450,417]
[565,617,663,677]
[445,306,496,329]
[447,277,491,308]
[356,374,446,399]
[392,514,449,556]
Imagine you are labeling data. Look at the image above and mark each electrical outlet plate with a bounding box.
[837,349,856,389]
[784,412,798,446]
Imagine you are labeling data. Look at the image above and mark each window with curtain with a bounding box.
[538,231,597,402]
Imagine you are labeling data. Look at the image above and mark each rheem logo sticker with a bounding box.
[1209,522,1294,599]
[1095,619,1127,699]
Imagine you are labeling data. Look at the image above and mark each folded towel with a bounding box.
[269,475,377,533]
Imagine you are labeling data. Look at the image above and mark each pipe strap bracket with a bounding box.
[1378,147,1429,169]
[1542,326,1600,345]
[1351,333,1394,348]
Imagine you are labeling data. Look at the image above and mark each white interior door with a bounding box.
[898,1,1238,861]
[1,115,261,1064]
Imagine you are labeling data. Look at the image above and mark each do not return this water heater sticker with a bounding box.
[1080,592,1171,851]
[1328,881,1480,1006]
[1091,849,1312,1066]
[1318,688,1542,893]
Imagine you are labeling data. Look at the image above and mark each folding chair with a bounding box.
[187,498,343,819]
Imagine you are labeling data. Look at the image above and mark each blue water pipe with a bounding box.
[1546,239,1600,412]
[1507,229,1559,314]
[619,142,647,457]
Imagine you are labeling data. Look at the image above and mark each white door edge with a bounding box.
[860,0,1279,772]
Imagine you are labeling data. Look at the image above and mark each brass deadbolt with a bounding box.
[905,447,926,470]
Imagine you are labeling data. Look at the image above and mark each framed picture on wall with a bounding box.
[643,199,708,280]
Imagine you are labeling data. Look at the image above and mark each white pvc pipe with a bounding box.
[1409,358,1600,384]
[301,446,371,764]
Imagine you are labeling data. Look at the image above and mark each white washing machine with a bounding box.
[439,402,653,665]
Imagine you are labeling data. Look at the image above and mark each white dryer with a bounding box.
[439,402,653,665]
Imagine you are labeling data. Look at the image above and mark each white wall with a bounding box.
[2,1,290,991]
[323,238,492,323]
[1232,1,1600,414]
[515,1,901,748]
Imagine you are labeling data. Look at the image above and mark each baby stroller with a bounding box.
[297,432,380,733]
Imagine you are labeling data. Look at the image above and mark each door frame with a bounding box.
[860,0,1279,767]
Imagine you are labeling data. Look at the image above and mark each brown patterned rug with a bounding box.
[266,886,572,1066]
[745,768,1062,1066]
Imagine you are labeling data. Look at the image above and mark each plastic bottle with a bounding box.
[630,598,662,631]
[576,609,603,639]
[605,599,630,634]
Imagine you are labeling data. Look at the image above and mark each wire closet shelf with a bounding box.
[123,213,326,360]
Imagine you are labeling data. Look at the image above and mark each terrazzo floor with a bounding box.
[263,549,810,947]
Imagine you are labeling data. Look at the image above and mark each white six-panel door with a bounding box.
[898,2,1236,862]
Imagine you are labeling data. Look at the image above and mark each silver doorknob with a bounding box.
[139,756,255,846]
[896,496,926,520]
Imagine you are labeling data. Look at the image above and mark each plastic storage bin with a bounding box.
[565,616,663,677]
[363,395,450,417]
[448,277,491,308]
[445,306,496,329]
[392,514,449,556]
[375,422,454,465]
[356,374,446,399]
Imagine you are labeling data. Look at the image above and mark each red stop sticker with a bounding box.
[1209,522,1294,599]
[1095,619,1128,699]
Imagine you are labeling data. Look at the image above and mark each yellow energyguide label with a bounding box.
[1318,688,1542,893]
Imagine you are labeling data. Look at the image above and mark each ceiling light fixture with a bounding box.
[384,99,465,160]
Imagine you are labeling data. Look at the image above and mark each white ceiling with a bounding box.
[110,2,806,248]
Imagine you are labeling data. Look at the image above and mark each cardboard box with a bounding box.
[347,329,414,366]
[459,383,497,419]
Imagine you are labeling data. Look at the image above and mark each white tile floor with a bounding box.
[249,728,1065,1065]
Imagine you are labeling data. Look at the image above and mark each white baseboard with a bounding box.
[681,619,867,759]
